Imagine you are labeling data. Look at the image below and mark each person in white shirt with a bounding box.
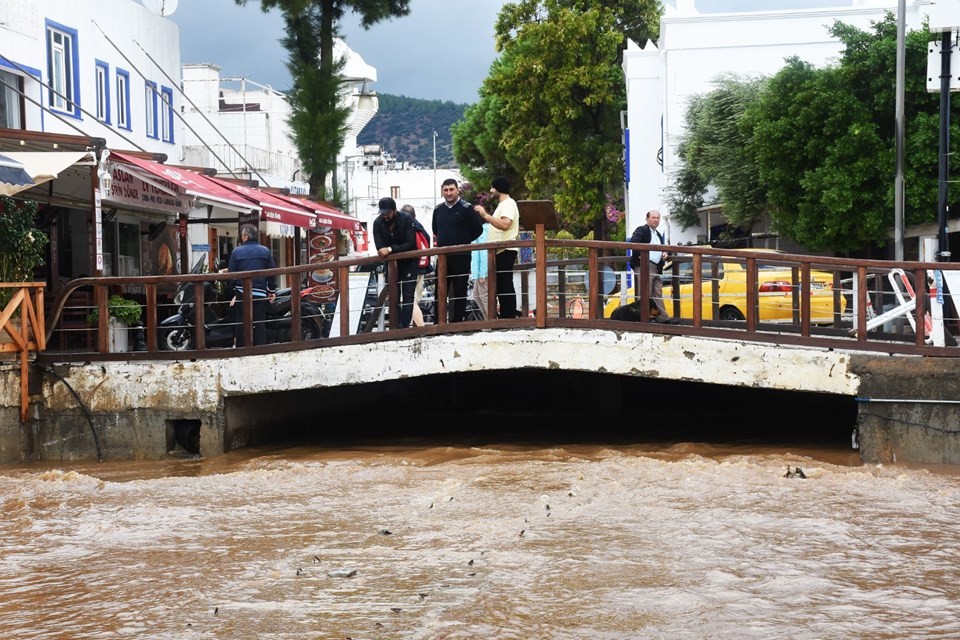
[628,209,676,323]
[474,177,520,318]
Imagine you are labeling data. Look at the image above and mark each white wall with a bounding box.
[623,1,931,244]
[0,0,181,157]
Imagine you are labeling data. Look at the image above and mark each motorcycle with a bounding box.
[158,257,327,351]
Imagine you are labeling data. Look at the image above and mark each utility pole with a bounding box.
[433,131,438,202]
[894,0,905,260]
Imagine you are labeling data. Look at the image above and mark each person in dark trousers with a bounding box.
[474,176,520,318]
[432,178,483,322]
[628,210,676,323]
[401,204,430,327]
[372,197,418,329]
[227,223,277,345]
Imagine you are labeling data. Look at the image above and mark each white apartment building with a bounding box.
[622,0,932,245]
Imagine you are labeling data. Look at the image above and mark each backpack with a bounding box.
[415,226,431,269]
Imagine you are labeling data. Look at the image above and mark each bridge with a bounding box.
[2,238,959,466]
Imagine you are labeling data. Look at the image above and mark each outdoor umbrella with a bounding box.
[0,153,35,197]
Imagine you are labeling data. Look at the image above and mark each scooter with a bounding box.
[158,257,326,351]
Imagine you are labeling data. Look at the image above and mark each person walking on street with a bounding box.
[432,178,483,322]
[227,224,277,346]
[373,197,418,329]
[473,177,519,318]
[628,210,676,323]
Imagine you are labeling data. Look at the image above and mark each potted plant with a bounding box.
[87,295,143,352]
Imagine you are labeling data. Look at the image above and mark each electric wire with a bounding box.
[858,411,960,436]
[36,365,103,462]
[130,38,271,186]
[89,20,244,180]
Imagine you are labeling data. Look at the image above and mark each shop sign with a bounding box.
[104,163,189,214]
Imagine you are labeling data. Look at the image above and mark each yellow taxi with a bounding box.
[604,250,847,323]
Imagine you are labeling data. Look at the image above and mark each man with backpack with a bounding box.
[373,197,417,329]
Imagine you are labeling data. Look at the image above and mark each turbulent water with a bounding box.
[1,441,959,639]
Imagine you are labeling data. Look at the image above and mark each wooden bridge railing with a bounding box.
[34,239,960,363]
[0,283,46,421]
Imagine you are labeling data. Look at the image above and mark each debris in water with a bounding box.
[379,529,392,535]
[296,568,304,576]
[391,607,402,613]
[519,529,525,537]
[328,568,358,578]
[313,556,321,564]
[419,593,428,599]
[784,466,808,479]
[468,559,474,566]
[213,607,218,615]
[467,572,476,577]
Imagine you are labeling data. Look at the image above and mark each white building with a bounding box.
[622,0,932,245]
[180,64,305,194]
[0,0,181,156]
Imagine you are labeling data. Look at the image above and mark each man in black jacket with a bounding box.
[373,197,417,329]
[628,210,675,323]
[432,178,483,322]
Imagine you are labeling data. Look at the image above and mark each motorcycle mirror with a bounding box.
[146,221,168,241]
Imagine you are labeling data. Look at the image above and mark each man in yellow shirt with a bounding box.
[474,177,520,318]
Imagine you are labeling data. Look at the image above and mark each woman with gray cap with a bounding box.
[473,177,520,318]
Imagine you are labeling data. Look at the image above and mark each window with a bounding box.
[145,80,158,138]
[0,69,24,129]
[45,20,80,117]
[95,60,110,124]
[160,86,174,143]
[116,69,130,130]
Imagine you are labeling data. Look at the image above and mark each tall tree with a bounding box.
[668,76,766,235]
[670,15,960,255]
[236,0,411,198]
[453,0,661,239]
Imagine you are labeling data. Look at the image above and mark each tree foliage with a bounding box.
[452,0,661,239]
[235,0,410,198]
[671,14,960,254]
[668,76,766,234]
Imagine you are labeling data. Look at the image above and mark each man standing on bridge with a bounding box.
[373,197,418,329]
[629,210,676,324]
[433,178,483,322]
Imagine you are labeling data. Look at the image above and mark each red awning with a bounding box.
[275,194,362,232]
[107,151,256,213]
[207,177,318,230]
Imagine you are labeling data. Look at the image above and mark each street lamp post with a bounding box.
[342,145,384,216]
[433,131,438,201]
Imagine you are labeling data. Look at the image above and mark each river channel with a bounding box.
[1,435,959,639]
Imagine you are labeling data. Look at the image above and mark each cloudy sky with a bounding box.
[165,0,855,105]
[167,0,509,104]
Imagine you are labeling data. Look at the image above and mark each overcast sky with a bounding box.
[167,0,509,104]
[165,0,855,104]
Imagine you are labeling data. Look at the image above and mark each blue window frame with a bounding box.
[145,80,158,139]
[45,19,81,118]
[160,85,174,143]
[116,68,131,130]
[95,59,110,124]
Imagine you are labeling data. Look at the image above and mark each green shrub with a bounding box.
[86,295,142,326]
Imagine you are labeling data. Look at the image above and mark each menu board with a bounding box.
[306,228,338,304]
